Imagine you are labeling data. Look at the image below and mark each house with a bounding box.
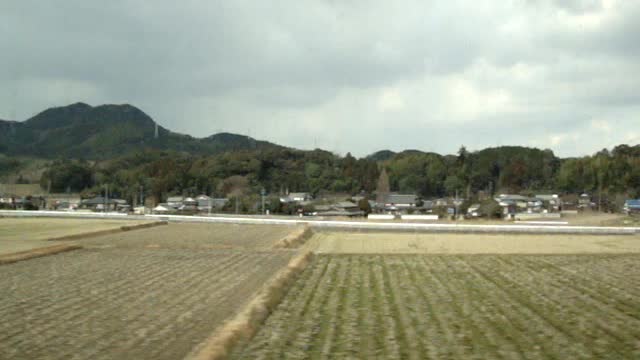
[526,198,544,213]
[167,196,184,209]
[624,199,640,215]
[153,204,170,213]
[380,194,419,213]
[47,194,81,210]
[0,196,14,206]
[81,197,128,212]
[421,200,435,212]
[495,194,529,217]
[179,197,198,211]
[535,194,562,212]
[14,196,44,210]
[196,195,213,212]
[316,201,364,217]
[578,193,595,210]
[280,192,312,204]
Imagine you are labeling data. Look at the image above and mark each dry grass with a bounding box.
[273,226,313,248]
[307,231,640,254]
[187,251,313,360]
[0,244,81,265]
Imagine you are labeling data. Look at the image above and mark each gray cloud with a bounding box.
[1,0,639,157]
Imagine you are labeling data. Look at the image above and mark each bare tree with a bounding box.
[218,175,249,213]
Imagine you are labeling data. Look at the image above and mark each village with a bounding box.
[2,182,639,221]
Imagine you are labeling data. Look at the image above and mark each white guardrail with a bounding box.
[400,214,439,221]
[1,210,639,235]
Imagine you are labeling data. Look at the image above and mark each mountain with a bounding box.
[366,150,396,161]
[0,103,284,159]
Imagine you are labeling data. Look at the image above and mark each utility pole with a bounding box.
[139,185,144,211]
[455,190,459,220]
[104,184,109,213]
[261,188,266,215]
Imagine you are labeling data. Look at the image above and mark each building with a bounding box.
[578,193,595,210]
[153,204,170,213]
[180,197,198,211]
[280,192,312,204]
[624,199,640,215]
[379,194,419,213]
[167,196,184,209]
[495,194,530,217]
[80,197,128,212]
[196,195,213,212]
[47,194,82,210]
[315,201,364,217]
[535,194,562,212]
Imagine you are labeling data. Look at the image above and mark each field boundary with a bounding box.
[46,221,168,241]
[0,244,82,265]
[186,251,314,360]
[273,226,313,248]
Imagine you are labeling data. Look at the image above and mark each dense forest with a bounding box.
[27,144,640,208]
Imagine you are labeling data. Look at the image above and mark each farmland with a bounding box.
[0,222,300,360]
[0,217,152,242]
[78,222,296,250]
[0,248,294,360]
[3,218,640,359]
[231,254,640,359]
[0,217,151,254]
[308,231,640,254]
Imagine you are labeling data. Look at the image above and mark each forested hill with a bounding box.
[0,102,284,159]
[1,103,639,203]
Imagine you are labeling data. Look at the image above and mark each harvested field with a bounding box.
[0,217,151,242]
[0,217,153,255]
[0,247,295,360]
[308,231,640,254]
[79,223,299,250]
[231,254,640,359]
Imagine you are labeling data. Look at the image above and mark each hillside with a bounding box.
[0,103,284,159]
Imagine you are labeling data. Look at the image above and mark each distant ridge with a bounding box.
[0,103,285,159]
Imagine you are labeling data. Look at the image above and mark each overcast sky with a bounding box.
[1,0,639,157]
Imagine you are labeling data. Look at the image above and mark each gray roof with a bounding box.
[386,194,417,204]
[335,201,358,209]
[82,197,118,205]
[497,194,529,201]
[317,209,364,217]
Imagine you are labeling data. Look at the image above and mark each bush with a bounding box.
[478,199,502,218]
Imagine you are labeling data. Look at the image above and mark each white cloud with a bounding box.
[1,0,639,157]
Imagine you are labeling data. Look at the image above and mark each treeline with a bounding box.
[36,144,640,204]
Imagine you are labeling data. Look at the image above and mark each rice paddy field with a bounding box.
[2,217,640,359]
[0,221,300,360]
[230,254,640,359]
[308,231,640,254]
[0,217,151,254]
